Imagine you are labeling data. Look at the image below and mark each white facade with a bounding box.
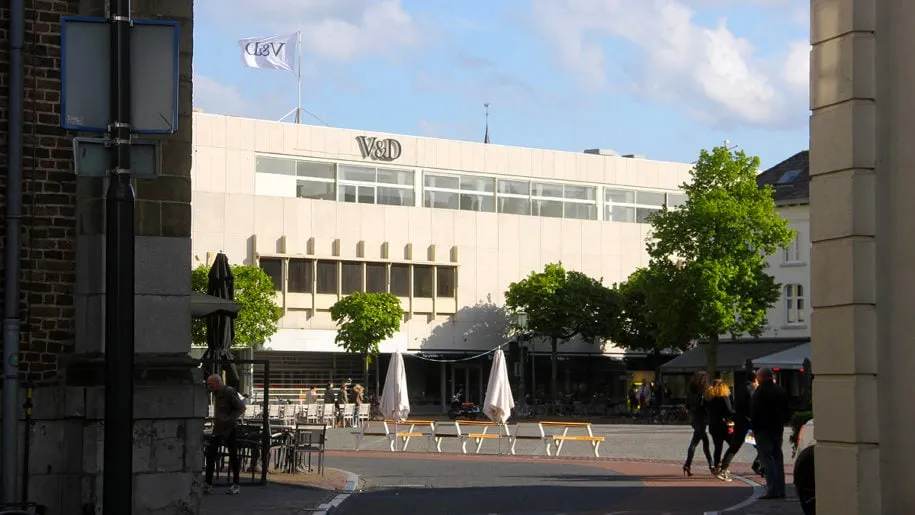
[760,204,811,339]
[191,112,693,357]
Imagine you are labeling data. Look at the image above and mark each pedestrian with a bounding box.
[337,381,349,427]
[628,385,638,415]
[682,371,713,476]
[323,382,336,405]
[718,368,759,481]
[353,384,365,427]
[638,382,651,413]
[750,367,792,499]
[705,378,735,478]
[204,374,246,495]
[305,386,318,404]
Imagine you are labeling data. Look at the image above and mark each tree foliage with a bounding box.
[330,292,404,389]
[645,146,794,377]
[610,265,694,353]
[505,262,618,401]
[191,264,282,348]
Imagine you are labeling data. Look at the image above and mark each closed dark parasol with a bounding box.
[202,252,241,388]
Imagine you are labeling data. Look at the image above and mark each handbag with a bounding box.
[727,421,735,435]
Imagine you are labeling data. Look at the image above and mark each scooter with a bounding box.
[447,392,481,420]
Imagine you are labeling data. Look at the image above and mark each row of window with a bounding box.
[258,257,457,299]
[256,156,686,223]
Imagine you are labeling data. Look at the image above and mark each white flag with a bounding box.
[238,32,297,72]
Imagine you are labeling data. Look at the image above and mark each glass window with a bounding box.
[255,156,295,176]
[377,186,414,207]
[609,205,636,222]
[436,267,456,298]
[564,203,597,220]
[785,284,805,324]
[424,190,458,210]
[460,175,495,193]
[297,180,335,201]
[636,191,667,207]
[531,182,564,198]
[357,186,375,204]
[258,257,283,291]
[424,174,459,190]
[390,264,410,297]
[339,184,356,203]
[377,168,414,186]
[605,189,635,204]
[533,199,563,218]
[341,261,364,295]
[339,165,376,182]
[296,161,335,179]
[413,265,434,298]
[498,179,530,196]
[636,207,660,223]
[460,193,494,212]
[564,185,596,201]
[366,263,387,293]
[667,193,687,208]
[316,261,338,294]
[498,197,530,215]
[287,259,313,293]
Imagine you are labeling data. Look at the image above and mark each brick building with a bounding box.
[0,1,202,513]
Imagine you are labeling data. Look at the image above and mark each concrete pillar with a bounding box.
[874,0,915,512]
[809,0,881,513]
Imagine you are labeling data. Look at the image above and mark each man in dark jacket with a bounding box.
[750,367,791,499]
[718,366,759,480]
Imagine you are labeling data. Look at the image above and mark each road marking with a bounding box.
[702,473,765,515]
[312,470,360,514]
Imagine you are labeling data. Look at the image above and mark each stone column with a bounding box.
[874,0,915,512]
[809,0,881,513]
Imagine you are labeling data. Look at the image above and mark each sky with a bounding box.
[193,0,809,169]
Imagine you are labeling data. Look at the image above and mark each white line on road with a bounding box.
[311,470,360,514]
[702,473,765,515]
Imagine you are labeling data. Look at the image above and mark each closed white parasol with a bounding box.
[380,351,410,423]
[483,348,515,424]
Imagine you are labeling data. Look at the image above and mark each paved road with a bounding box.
[328,452,749,515]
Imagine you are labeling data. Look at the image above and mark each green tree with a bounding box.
[646,146,794,377]
[330,292,404,389]
[505,262,618,404]
[191,264,282,348]
[610,266,693,353]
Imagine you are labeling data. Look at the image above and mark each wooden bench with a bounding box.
[456,420,511,454]
[539,421,604,457]
[352,419,435,451]
[509,422,552,456]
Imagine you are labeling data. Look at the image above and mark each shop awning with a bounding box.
[660,341,806,373]
[753,342,811,371]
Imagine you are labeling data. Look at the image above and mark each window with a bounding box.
[316,261,338,294]
[390,264,410,297]
[413,265,434,298]
[423,172,496,213]
[605,188,675,223]
[339,165,414,207]
[783,236,801,263]
[258,258,283,291]
[256,157,295,176]
[341,261,364,295]
[287,259,313,293]
[366,263,387,293]
[667,193,687,208]
[785,284,805,324]
[498,196,531,215]
[436,267,456,298]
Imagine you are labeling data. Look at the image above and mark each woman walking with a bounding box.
[683,371,713,476]
[705,379,735,479]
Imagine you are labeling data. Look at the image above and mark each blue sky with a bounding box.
[193,0,809,169]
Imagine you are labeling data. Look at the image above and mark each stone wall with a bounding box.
[0,0,203,513]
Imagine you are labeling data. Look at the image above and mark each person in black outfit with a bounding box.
[751,367,791,499]
[718,369,759,480]
[705,378,735,477]
[682,371,713,476]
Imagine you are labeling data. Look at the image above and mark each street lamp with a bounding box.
[515,312,529,412]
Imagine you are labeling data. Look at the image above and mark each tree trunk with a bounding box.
[364,353,370,396]
[706,333,719,379]
[551,337,559,412]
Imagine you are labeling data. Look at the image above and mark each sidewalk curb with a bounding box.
[313,469,360,514]
[703,473,765,515]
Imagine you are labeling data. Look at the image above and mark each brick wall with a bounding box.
[0,0,80,383]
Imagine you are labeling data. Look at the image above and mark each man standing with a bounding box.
[750,367,791,499]
[205,374,246,495]
[717,368,759,481]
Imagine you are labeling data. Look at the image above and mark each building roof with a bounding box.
[660,341,805,373]
[756,150,809,205]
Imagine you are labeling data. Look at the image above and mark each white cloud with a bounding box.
[193,74,254,117]
[199,0,424,62]
[529,0,809,129]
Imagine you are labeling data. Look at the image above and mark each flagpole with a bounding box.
[295,30,302,124]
